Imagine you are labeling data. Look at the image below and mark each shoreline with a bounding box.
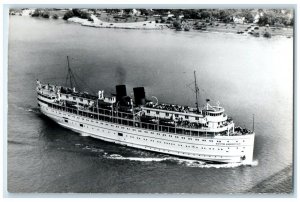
[66,15,293,38]
[10,12,294,38]
[68,16,164,30]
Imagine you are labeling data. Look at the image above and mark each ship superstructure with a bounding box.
[36,60,255,163]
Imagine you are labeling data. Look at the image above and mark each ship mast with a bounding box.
[65,56,76,89]
[194,70,200,113]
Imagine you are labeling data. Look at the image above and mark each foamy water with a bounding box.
[105,153,259,168]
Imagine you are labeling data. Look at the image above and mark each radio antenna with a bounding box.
[252,114,255,132]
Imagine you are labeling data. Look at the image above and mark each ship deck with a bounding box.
[40,99,252,137]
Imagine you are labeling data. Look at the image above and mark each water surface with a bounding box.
[7,16,293,193]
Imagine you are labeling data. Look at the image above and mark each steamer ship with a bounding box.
[36,57,255,163]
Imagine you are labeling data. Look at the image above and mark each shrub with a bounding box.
[72,9,81,17]
[184,26,190,31]
[253,32,260,37]
[31,9,40,17]
[173,20,182,30]
[80,11,91,19]
[63,10,74,20]
[52,14,58,19]
[263,31,272,38]
[41,12,50,18]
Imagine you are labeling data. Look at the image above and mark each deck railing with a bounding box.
[41,99,234,137]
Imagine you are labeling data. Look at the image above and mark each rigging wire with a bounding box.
[65,56,96,94]
[72,70,96,94]
[186,77,216,107]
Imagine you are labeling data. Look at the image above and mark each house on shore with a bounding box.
[233,16,245,24]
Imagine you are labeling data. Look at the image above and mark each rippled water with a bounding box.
[7,16,293,193]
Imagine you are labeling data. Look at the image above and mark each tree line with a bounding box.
[30,8,294,26]
[103,9,294,26]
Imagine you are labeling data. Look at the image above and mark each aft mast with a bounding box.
[194,70,200,113]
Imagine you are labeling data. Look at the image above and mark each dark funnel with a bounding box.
[116,85,127,102]
[133,87,146,106]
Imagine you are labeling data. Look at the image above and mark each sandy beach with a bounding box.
[68,15,164,30]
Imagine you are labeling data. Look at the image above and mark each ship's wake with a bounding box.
[74,142,259,168]
[75,143,105,153]
[105,153,259,168]
[180,159,259,168]
[80,133,90,137]
[15,104,41,114]
[106,154,171,162]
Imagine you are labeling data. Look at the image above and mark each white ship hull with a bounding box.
[38,101,255,163]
